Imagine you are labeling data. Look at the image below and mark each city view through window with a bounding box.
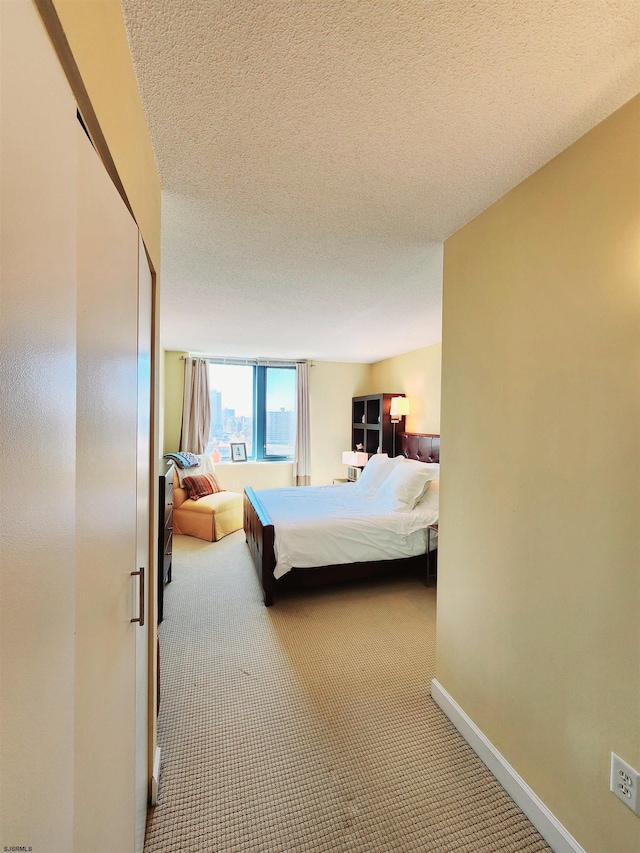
[205,363,296,461]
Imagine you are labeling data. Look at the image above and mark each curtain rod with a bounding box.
[182,355,311,366]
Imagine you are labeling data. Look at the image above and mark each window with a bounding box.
[205,362,296,461]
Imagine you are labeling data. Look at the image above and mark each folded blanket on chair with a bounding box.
[163,452,201,469]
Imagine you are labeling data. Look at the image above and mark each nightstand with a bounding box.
[426,523,438,587]
[333,478,350,484]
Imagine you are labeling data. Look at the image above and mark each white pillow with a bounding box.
[414,476,439,525]
[354,454,399,496]
[374,460,440,511]
[176,453,216,485]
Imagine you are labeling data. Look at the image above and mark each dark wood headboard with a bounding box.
[398,432,440,463]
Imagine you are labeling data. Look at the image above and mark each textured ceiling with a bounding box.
[121,0,640,363]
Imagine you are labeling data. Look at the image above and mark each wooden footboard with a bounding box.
[243,487,276,606]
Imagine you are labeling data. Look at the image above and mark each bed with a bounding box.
[243,432,440,605]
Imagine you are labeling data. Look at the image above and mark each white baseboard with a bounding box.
[430,679,586,853]
[150,747,161,807]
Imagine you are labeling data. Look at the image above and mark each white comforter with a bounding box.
[255,482,439,579]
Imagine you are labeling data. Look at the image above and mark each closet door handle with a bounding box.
[131,566,145,627]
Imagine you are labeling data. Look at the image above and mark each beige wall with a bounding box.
[52,0,161,270]
[438,94,640,853]
[164,350,187,454]
[215,462,294,492]
[310,361,370,484]
[158,340,166,454]
[368,344,441,434]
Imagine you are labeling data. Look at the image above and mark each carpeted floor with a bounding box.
[145,532,551,853]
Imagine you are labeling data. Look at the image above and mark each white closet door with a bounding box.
[74,124,142,853]
[1,4,152,852]
[0,1,78,849]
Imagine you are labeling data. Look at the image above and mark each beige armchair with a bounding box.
[172,470,243,542]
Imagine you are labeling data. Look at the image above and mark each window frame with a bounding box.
[255,364,296,461]
[207,359,296,462]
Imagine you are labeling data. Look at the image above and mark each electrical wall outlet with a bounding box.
[610,753,640,815]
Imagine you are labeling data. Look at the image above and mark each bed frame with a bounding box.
[243,432,440,606]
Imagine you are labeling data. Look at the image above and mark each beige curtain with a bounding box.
[180,358,211,453]
[294,361,311,486]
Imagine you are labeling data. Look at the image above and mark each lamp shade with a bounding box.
[341,451,369,467]
[390,397,410,417]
